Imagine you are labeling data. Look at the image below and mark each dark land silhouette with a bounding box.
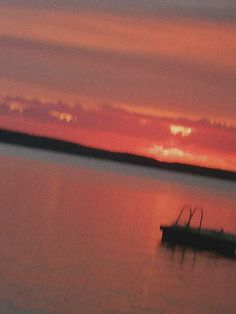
[0,128,235,181]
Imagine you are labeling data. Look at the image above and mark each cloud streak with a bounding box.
[0,96,235,171]
[1,1,236,21]
[0,3,235,170]
[0,24,235,124]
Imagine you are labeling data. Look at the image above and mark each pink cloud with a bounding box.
[0,7,235,125]
[0,96,235,171]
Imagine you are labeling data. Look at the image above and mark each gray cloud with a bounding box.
[0,35,235,123]
[1,0,236,21]
[1,95,236,158]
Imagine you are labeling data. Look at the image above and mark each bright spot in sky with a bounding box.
[148,145,191,158]
[8,103,25,114]
[170,124,192,137]
[139,118,150,126]
[50,110,75,122]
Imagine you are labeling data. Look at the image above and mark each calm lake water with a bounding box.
[0,143,236,314]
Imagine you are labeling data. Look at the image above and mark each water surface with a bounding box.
[0,143,236,314]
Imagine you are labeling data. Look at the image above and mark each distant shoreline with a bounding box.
[0,128,235,181]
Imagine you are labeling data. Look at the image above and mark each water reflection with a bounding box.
[0,302,56,314]
[160,243,236,272]
[0,144,236,313]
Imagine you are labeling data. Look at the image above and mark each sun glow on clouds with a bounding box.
[170,125,192,137]
[0,3,235,171]
[50,110,76,123]
[9,103,25,114]
[147,144,208,165]
[0,96,235,171]
[149,145,190,158]
[0,5,235,125]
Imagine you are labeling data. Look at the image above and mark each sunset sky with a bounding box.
[0,1,236,171]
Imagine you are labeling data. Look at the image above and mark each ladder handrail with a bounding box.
[175,206,191,225]
[191,207,204,230]
[175,206,204,230]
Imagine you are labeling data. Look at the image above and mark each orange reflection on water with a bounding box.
[0,149,235,313]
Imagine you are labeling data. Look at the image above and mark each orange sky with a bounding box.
[0,2,236,171]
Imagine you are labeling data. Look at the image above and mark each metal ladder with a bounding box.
[175,206,204,230]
